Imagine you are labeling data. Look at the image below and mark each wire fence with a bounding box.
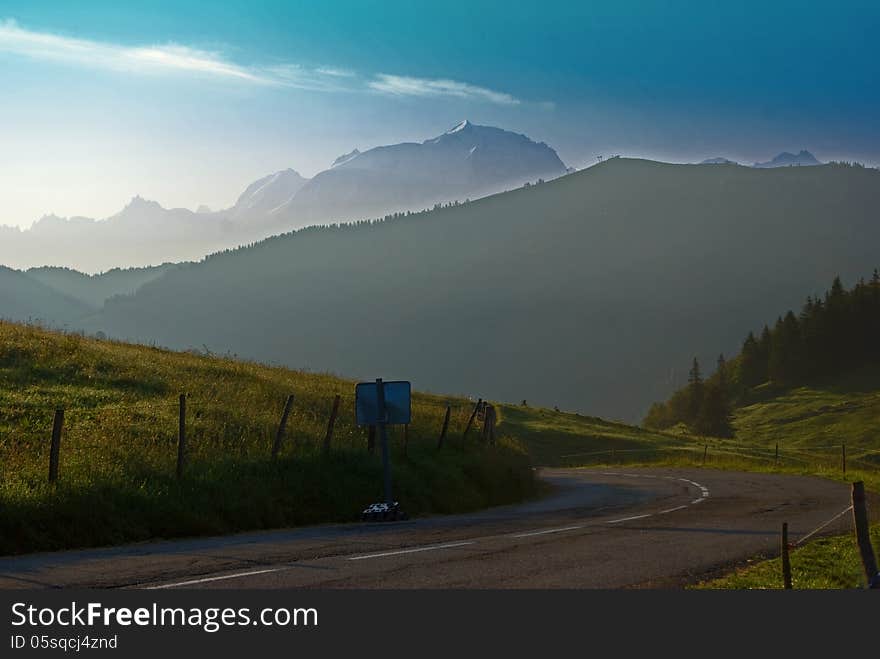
[0,393,495,487]
[558,439,880,476]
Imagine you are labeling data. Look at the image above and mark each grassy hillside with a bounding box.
[733,370,880,455]
[496,405,685,467]
[82,159,880,422]
[0,321,540,555]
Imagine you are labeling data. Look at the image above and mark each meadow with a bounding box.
[0,321,536,554]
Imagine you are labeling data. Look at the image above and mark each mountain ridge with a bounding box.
[753,149,821,168]
[0,121,568,271]
[70,158,880,422]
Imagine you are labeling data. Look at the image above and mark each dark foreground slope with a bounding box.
[89,159,880,420]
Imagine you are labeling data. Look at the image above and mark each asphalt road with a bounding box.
[0,468,870,589]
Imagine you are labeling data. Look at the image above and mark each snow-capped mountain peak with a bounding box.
[446,119,472,134]
[331,149,361,168]
[231,168,308,218]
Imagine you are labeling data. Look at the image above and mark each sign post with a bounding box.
[355,379,411,520]
[376,378,392,505]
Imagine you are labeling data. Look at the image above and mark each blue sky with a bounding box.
[1,1,877,226]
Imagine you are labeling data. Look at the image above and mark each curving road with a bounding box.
[0,468,870,589]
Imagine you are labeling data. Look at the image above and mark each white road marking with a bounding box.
[347,541,476,561]
[511,525,583,538]
[606,513,652,524]
[142,472,713,588]
[658,505,688,514]
[146,567,286,589]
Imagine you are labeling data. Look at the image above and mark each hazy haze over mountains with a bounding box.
[49,158,878,422]
[272,121,568,226]
[0,122,567,273]
[752,150,821,168]
[698,150,822,167]
[0,266,92,326]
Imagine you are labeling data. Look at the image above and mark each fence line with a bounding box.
[0,391,498,485]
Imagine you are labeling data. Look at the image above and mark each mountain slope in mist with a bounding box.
[84,159,880,421]
[25,263,181,309]
[273,121,568,224]
[0,266,92,325]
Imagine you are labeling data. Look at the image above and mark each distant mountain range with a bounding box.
[699,157,739,165]
[699,150,822,168]
[0,121,568,272]
[753,150,821,168]
[273,120,568,226]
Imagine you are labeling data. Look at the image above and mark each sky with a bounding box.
[1,0,878,228]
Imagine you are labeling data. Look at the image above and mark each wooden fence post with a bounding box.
[775,443,779,465]
[702,444,708,466]
[271,394,295,459]
[781,522,793,589]
[462,398,482,441]
[851,481,879,588]
[48,409,64,483]
[487,405,497,446]
[842,443,846,477]
[367,425,376,453]
[481,404,491,443]
[176,394,187,478]
[323,395,341,454]
[437,405,451,449]
[403,423,409,458]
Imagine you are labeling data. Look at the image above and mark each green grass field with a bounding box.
[693,525,880,589]
[0,321,538,554]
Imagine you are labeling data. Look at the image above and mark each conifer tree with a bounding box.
[687,357,703,422]
[717,353,727,392]
[738,333,763,388]
[694,382,733,437]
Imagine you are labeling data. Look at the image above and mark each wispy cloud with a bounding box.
[0,19,350,89]
[315,66,356,78]
[0,20,526,105]
[264,64,356,92]
[0,19,271,83]
[368,74,520,105]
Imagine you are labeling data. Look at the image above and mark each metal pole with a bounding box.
[376,378,392,504]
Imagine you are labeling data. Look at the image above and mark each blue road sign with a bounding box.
[356,380,411,425]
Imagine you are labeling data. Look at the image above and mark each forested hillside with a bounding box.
[80,159,880,421]
[644,270,880,435]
